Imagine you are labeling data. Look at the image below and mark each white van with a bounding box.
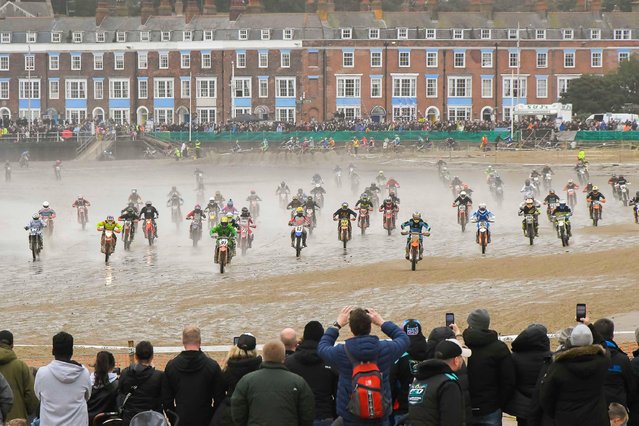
[586,113,639,124]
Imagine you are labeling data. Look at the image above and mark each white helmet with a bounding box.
[209,197,215,202]
[459,191,467,197]
[478,203,487,211]
[315,183,321,188]
[43,201,50,208]
[32,213,40,220]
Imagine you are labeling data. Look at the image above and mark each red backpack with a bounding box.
[344,345,389,420]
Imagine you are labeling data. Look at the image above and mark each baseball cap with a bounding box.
[435,339,472,360]
[0,330,13,346]
[237,333,257,351]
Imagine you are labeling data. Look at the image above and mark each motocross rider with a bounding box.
[462,184,474,198]
[400,212,431,260]
[121,202,139,216]
[518,198,541,236]
[118,207,139,239]
[542,164,554,176]
[214,191,225,206]
[310,183,326,201]
[72,195,91,221]
[39,201,57,222]
[204,197,220,214]
[386,177,400,194]
[376,171,387,186]
[303,196,321,226]
[436,160,447,173]
[355,193,374,212]
[96,216,123,247]
[239,207,257,247]
[543,189,561,209]
[389,189,400,205]
[139,201,159,237]
[311,173,324,185]
[286,196,303,213]
[186,204,205,221]
[194,169,205,191]
[296,188,307,200]
[530,169,541,180]
[24,213,46,249]
[450,176,463,188]
[586,186,606,218]
[128,189,143,206]
[167,186,181,198]
[564,179,579,192]
[222,200,238,215]
[332,202,358,240]
[551,200,573,236]
[520,179,537,198]
[453,191,473,223]
[289,207,309,247]
[246,190,262,203]
[471,203,495,243]
[210,216,237,260]
[379,198,399,227]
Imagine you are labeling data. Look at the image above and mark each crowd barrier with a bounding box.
[575,130,639,141]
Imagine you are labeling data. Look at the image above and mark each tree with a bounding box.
[436,0,470,12]
[602,0,632,11]
[264,0,305,12]
[548,0,577,11]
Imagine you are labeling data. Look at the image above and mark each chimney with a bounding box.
[229,0,246,21]
[174,0,184,15]
[631,0,639,11]
[115,0,128,16]
[96,0,109,25]
[203,0,217,14]
[185,0,200,22]
[479,0,495,19]
[158,0,172,16]
[591,0,602,11]
[371,0,382,18]
[400,0,409,11]
[428,0,438,15]
[414,0,426,11]
[360,0,370,11]
[534,0,548,13]
[317,0,334,21]
[306,0,316,13]
[140,0,154,23]
[246,0,264,13]
[575,0,586,10]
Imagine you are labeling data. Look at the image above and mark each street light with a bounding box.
[27,43,31,137]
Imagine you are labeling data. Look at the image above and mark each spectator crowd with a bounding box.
[0,305,637,426]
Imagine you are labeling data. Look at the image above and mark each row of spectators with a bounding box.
[0,306,636,426]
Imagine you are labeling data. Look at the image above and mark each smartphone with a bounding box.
[112,367,121,375]
[233,336,240,345]
[445,313,455,327]
[576,304,587,322]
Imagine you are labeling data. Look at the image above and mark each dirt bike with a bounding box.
[207,211,218,230]
[54,166,62,181]
[451,184,461,198]
[121,219,133,250]
[532,176,541,196]
[577,166,589,185]
[27,227,42,261]
[474,220,491,254]
[543,173,552,192]
[188,215,203,247]
[77,206,88,230]
[249,200,260,219]
[382,209,396,236]
[214,237,230,273]
[401,231,428,271]
[171,204,182,229]
[5,165,11,182]
[99,228,120,263]
[567,188,577,208]
[494,185,503,206]
[546,202,558,222]
[554,215,571,247]
[239,218,251,255]
[292,224,306,257]
[313,192,324,209]
[278,192,289,209]
[456,204,469,232]
[42,216,55,237]
[387,185,399,198]
[335,171,342,188]
[144,218,156,246]
[306,208,316,235]
[620,184,630,206]
[523,214,537,245]
[358,208,371,235]
[590,200,604,226]
[338,218,354,249]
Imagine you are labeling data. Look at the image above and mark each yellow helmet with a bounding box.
[220,216,229,224]
[296,207,304,213]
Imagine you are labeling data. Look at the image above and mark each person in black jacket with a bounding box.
[629,328,639,426]
[507,324,552,426]
[462,308,516,425]
[88,351,119,426]
[593,318,636,407]
[285,321,338,425]
[163,326,225,426]
[117,341,166,426]
[539,324,610,426]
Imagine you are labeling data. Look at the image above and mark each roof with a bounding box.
[547,12,603,29]
[382,12,437,28]
[492,12,545,29]
[325,12,382,28]
[142,16,192,31]
[0,0,51,18]
[603,11,639,28]
[435,12,490,29]
[235,13,323,29]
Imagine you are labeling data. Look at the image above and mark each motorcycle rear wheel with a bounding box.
[411,247,418,271]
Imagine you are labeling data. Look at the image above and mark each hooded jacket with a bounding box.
[34,360,92,426]
[163,350,225,426]
[539,344,610,426]
[463,327,516,416]
[210,356,262,426]
[408,359,464,426]
[87,373,118,426]
[0,372,13,423]
[390,334,428,414]
[317,322,409,424]
[117,364,165,426]
[628,349,639,426]
[600,339,636,406]
[286,339,338,420]
[0,344,38,420]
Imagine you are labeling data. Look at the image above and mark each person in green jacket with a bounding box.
[231,340,315,426]
[0,331,38,421]
[210,216,238,257]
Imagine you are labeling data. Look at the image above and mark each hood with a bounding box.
[463,328,499,348]
[512,327,551,353]
[49,360,86,384]
[553,345,607,377]
[425,327,455,360]
[226,356,262,376]
[408,335,429,361]
[344,334,381,362]
[0,346,17,365]
[130,364,157,382]
[172,350,211,373]
[603,340,626,356]
[293,340,323,365]
[414,359,455,380]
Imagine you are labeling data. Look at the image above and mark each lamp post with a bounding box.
[189,71,192,142]
[27,43,32,138]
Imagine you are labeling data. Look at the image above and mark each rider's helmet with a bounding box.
[384,198,392,204]
[412,212,422,221]
[478,203,487,212]
[568,179,574,184]
[42,201,49,208]
[442,166,448,171]
[532,169,537,174]
[227,200,234,207]
[341,202,349,209]
[131,189,137,194]
[171,186,177,191]
[593,186,599,192]
[612,173,617,178]
[296,207,304,216]
[241,207,249,214]
[526,198,534,206]
[215,190,221,196]
[220,216,229,224]
[280,181,286,187]
[209,197,215,203]
[126,207,134,214]
[77,194,83,199]
[194,204,201,210]
[389,189,396,196]
[549,189,556,194]
[559,200,567,206]
[360,193,367,199]
[250,190,256,195]
[55,160,61,165]
[315,183,321,188]
[619,175,625,180]
[292,195,299,201]
[145,201,152,206]
[307,196,313,201]
[378,170,384,175]
[459,191,467,197]
[32,213,40,220]
[525,179,531,185]
[454,175,459,180]
[105,215,115,223]
[463,184,469,189]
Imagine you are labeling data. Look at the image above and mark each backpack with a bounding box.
[344,345,389,420]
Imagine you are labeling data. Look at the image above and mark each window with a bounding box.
[181,79,191,99]
[25,55,35,71]
[0,56,8,71]
[590,29,601,40]
[109,79,129,99]
[114,53,124,70]
[562,29,573,40]
[197,78,216,98]
[116,31,126,42]
[369,28,379,39]
[203,30,213,41]
[201,52,211,69]
[0,81,8,99]
[259,79,268,98]
[19,80,40,99]
[155,109,173,124]
[65,109,87,123]
[94,81,104,99]
[1,33,11,43]
[276,77,295,97]
[65,80,86,99]
[536,79,548,98]
[337,107,360,119]
[536,51,548,68]
[72,32,83,43]
[426,78,437,98]
[236,52,246,68]
[337,77,361,97]
[564,51,575,68]
[392,77,416,97]
[138,80,148,99]
[161,31,171,42]
[343,51,354,67]
[508,29,518,39]
[276,108,295,122]
[480,29,491,39]
[261,29,270,40]
[591,51,602,68]
[536,29,546,40]
[399,51,410,67]
[138,52,148,69]
[26,32,36,43]
[94,53,103,70]
[557,76,578,97]
[71,55,82,71]
[398,28,408,39]
[425,29,436,39]
[140,31,150,42]
[49,55,59,71]
[238,29,248,40]
[509,51,519,68]
[259,52,268,68]
[233,78,251,98]
[371,77,382,98]
[183,31,192,41]
[614,29,631,40]
[197,108,216,123]
[159,52,169,69]
[454,52,465,68]
[181,53,190,69]
[283,29,293,40]
[154,78,174,98]
[452,29,463,40]
[96,31,106,43]
[503,77,527,97]
[426,51,438,67]
[393,106,415,121]
[281,52,291,67]
[481,78,493,98]
[371,51,382,67]
[110,109,129,124]
[51,32,61,43]
[481,51,493,68]
[49,80,59,99]
[448,107,471,121]
[447,77,472,97]
[341,28,352,39]
[618,52,630,62]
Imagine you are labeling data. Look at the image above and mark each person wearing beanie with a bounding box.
[408,339,471,426]
[285,321,338,424]
[540,323,609,426]
[0,330,38,421]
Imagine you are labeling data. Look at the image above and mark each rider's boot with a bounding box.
[302,232,307,247]
[405,246,410,260]
[567,223,572,237]
[419,247,424,260]
[290,233,295,248]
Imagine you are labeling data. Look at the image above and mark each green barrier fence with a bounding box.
[574,131,639,141]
